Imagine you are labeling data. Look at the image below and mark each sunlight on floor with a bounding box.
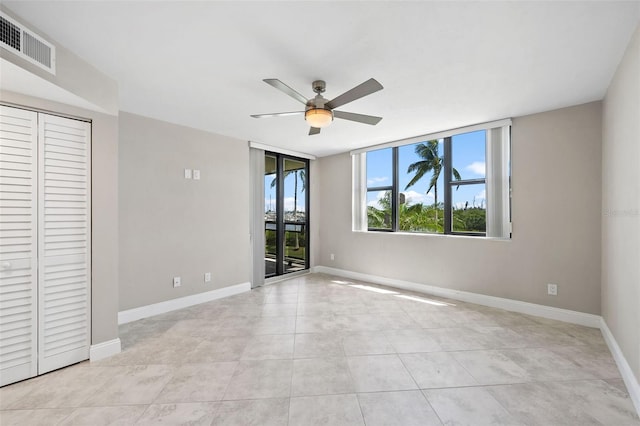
[348,284,398,294]
[331,279,454,306]
[395,294,455,307]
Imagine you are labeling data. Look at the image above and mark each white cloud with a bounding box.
[367,191,387,208]
[466,161,485,176]
[401,190,434,206]
[283,197,305,212]
[367,190,437,208]
[475,189,486,200]
[367,176,388,186]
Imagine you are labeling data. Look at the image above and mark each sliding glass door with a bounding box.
[264,152,309,278]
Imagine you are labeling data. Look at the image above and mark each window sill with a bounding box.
[353,229,511,241]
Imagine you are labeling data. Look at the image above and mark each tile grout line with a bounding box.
[286,280,301,426]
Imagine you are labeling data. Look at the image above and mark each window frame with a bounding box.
[265,151,310,277]
[353,119,511,239]
[365,148,398,231]
[445,135,487,236]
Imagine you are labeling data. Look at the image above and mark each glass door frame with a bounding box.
[265,151,310,278]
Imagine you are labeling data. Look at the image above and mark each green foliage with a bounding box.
[265,229,306,260]
[453,207,486,233]
[367,199,486,234]
[399,203,443,233]
[367,191,392,229]
[367,205,391,229]
[286,232,306,248]
[368,139,473,233]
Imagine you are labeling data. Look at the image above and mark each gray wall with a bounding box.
[119,112,250,311]
[317,102,602,315]
[602,25,640,382]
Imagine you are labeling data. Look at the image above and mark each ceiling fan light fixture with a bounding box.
[305,108,333,128]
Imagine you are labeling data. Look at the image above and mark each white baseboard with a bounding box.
[312,266,601,328]
[90,338,121,361]
[118,282,251,324]
[600,318,640,414]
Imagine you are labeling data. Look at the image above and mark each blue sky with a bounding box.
[367,130,487,210]
[265,169,306,213]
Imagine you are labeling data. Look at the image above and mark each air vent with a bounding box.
[0,15,21,50]
[0,12,55,74]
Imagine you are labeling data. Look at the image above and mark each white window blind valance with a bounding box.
[350,119,512,155]
[248,141,316,161]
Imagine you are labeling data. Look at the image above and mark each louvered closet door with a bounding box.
[38,113,91,374]
[0,106,38,386]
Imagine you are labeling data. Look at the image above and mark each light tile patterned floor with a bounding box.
[1,273,638,425]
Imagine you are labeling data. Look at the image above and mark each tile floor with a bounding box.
[1,273,638,425]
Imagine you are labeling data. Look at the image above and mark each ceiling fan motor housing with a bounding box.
[306,81,333,127]
[306,96,329,111]
[312,80,326,94]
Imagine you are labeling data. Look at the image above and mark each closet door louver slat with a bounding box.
[0,105,38,386]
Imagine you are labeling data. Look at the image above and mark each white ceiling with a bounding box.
[3,1,639,157]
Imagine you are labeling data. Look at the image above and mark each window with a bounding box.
[264,152,309,277]
[366,148,394,230]
[352,120,511,238]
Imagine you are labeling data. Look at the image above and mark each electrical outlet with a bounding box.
[184,169,192,179]
[173,276,181,288]
[193,169,201,180]
[204,272,211,282]
[330,253,335,261]
[547,283,558,296]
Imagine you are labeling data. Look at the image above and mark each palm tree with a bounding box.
[270,168,306,219]
[405,140,461,222]
[271,167,306,249]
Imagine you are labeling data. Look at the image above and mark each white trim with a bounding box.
[350,118,512,155]
[485,126,511,238]
[312,266,600,328]
[118,282,251,324]
[600,318,640,415]
[89,338,121,361]
[352,153,367,232]
[248,141,316,160]
[264,270,311,286]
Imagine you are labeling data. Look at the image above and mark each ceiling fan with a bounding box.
[251,78,383,135]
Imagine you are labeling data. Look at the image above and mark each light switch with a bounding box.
[184,169,192,179]
[193,169,201,180]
